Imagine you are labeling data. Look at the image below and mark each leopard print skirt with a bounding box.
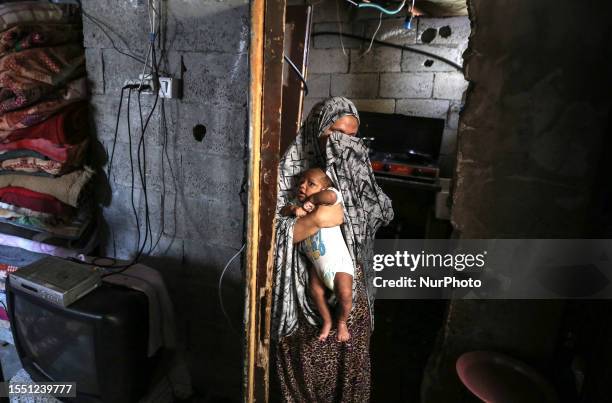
[275,264,371,402]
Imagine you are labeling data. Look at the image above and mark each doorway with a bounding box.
[245,1,470,401]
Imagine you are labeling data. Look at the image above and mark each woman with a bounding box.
[272,97,394,402]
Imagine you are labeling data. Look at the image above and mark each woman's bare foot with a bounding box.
[318,321,332,341]
[337,321,351,342]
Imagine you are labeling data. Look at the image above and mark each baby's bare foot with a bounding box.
[337,321,351,342]
[318,321,332,341]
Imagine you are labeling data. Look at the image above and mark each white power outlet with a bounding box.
[124,75,180,98]
[158,77,181,99]
[123,74,157,93]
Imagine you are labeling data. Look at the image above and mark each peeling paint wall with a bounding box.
[422,1,612,401]
[82,0,249,399]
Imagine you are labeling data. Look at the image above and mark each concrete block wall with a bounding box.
[304,4,470,176]
[81,0,248,399]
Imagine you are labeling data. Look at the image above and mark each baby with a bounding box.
[280,168,354,342]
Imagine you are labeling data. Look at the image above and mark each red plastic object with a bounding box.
[456,351,559,403]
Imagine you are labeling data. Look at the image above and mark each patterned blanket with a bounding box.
[0,1,80,33]
[0,24,82,58]
[0,77,87,130]
[0,44,85,113]
[0,166,93,207]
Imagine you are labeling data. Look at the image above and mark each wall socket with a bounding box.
[123,74,157,93]
[159,77,181,99]
[123,74,181,99]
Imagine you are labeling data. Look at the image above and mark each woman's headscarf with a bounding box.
[272,97,394,339]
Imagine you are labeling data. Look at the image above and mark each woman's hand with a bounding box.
[280,204,308,217]
[302,200,315,212]
[292,204,344,243]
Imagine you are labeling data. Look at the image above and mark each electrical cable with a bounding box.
[137,91,152,255]
[312,31,464,71]
[150,99,178,253]
[218,244,246,333]
[126,87,143,260]
[65,0,163,273]
[80,10,148,66]
[364,12,383,55]
[106,87,125,179]
[283,55,309,96]
[344,0,406,15]
[335,0,348,56]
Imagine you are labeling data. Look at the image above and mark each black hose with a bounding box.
[311,31,464,72]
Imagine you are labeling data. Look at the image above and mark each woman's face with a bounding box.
[319,115,359,151]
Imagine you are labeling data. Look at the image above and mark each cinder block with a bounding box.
[308,48,349,74]
[81,0,149,50]
[364,17,418,46]
[312,0,351,23]
[102,184,144,258]
[395,99,450,119]
[85,48,104,95]
[181,196,244,250]
[350,48,401,73]
[401,45,464,72]
[417,16,471,45]
[163,101,247,157]
[143,187,182,241]
[165,1,249,53]
[313,22,366,49]
[447,101,462,129]
[90,94,161,147]
[379,73,433,98]
[100,49,146,96]
[305,74,331,98]
[82,0,249,54]
[180,52,248,106]
[179,150,245,201]
[182,241,245,284]
[352,99,395,114]
[330,73,379,98]
[433,72,468,100]
[103,141,164,193]
[302,97,325,119]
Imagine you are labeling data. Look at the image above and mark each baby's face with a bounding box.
[297,171,326,202]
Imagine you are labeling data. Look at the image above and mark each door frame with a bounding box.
[244,0,286,401]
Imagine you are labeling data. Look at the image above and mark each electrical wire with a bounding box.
[126,88,142,260]
[364,12,383,55]
[66,0,163,273]
[106,87,126,179]
[312,31,464,71]
[283,55,309,96]
[218,244,246,333]
[80,10,148,66]
[335,0,347,56]
[150,99,178,253]
[348,0,407,15]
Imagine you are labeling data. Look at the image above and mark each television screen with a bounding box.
[13,295,99,394]
[8,280,155,403]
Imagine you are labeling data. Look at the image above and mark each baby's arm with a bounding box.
[303,189,339,212]
[309,189,338,205]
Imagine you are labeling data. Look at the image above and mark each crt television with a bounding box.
[7,278,158,403]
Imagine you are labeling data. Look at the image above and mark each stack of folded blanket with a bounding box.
[0,1,93,247]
